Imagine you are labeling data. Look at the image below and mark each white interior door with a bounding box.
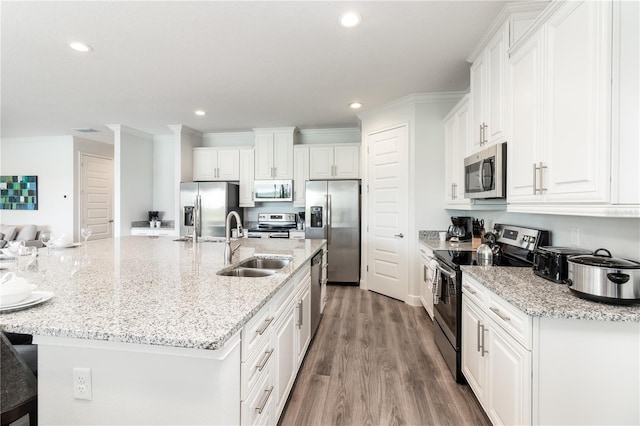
[366,125,408,301]
[81,154,113,240]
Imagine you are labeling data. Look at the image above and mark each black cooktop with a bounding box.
[434,249,531,269]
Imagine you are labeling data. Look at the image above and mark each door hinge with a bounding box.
[366,265,369,272]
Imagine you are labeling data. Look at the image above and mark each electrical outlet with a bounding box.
[571,228,581,246]
[73,367,92,400]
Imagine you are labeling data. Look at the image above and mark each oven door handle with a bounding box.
[435,262,457,280]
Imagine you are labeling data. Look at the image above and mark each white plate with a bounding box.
[0,291,54,312]
[51,243,81,249]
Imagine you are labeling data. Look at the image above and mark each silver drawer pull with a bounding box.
[463,285,477,295]
[489,307,511,322]
[256,317,274,335]
[255,386,274,414]
[256,349,274,372]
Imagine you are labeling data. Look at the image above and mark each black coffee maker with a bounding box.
[447,216,473,242]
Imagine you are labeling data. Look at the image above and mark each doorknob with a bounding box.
[394,233,404,238]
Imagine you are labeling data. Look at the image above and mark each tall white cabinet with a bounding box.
[444,95,471,207]
[293,145,309,208]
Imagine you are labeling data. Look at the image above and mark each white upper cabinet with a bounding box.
[470,24,509,153]
[254,128,295,180]
[193,147,240,181]
[444,95,471,207]
[308,144,360,180]
[507,0,637,216]
[239,148,255,207]
[293,145,309,207]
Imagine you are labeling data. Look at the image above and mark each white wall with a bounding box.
[0,136,75,236]
[111,125,153,236]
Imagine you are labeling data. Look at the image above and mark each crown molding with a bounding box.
[357,91,466,120]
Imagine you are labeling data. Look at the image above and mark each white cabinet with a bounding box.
[239,148,255,207]
[193,147,240,181]
[295,276,312,365]
[418,243,434,319]
[293,145,309,207]
[444,95,471,207]
[254,128,295,180]
[461,274,532,426]
[273,299,296,420]
[508,0,638,216]
[470,23,509,152]
[308,144,360,180]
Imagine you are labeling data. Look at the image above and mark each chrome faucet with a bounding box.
[224,211,243,264]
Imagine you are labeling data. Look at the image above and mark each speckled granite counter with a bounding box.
[418,233,474,252]
[462,266,640,322]
[0,237,325,350]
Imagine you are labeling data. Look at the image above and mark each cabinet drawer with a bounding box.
[241,364,274,426]
[272,278,295,321]
[462,274,487,308]
[486,291,532,349]
[241,331,275,401]
[242,302,274,361]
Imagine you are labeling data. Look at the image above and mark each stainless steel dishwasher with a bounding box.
[310,250,322,339]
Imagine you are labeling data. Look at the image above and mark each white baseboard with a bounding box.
[405,294,422,307]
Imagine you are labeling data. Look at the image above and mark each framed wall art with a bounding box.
[0,175,38,210]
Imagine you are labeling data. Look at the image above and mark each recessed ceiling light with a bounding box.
[349,102,363,109]
[195,110,206,116]
[69,42,93,52]
[73,127,98,133]
[340,12,361,28]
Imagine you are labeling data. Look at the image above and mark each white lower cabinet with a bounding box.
[462,274,532,426]
[418,243,434,319]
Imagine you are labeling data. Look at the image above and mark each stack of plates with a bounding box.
[0,291,54,313]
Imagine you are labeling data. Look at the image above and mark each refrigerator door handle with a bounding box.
[326,194,331,243]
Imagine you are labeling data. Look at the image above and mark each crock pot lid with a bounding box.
[570,250,640,268]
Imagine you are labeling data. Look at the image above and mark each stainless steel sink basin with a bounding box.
[218,268,276,277]
[237,257,291,270]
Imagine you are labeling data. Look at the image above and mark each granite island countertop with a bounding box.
[0,237,326,350]
[462,266,640,322]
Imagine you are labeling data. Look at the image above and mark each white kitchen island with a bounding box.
[0,236,326,425]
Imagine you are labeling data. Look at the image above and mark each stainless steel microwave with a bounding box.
[253,180,293,202]
[464,142,507,199]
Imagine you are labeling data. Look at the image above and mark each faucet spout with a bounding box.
[224,211,243,264]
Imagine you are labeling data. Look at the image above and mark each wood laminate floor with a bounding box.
[279,285,491,426]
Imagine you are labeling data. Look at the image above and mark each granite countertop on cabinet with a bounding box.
[418,231,474,252]
[0,237,326,350]
[462,266,640,323]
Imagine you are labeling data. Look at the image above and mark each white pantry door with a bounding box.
[366,125,408,301]
[80,154,113,240]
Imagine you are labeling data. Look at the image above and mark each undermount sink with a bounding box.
[237,257,291,270]
[217,268,276,277]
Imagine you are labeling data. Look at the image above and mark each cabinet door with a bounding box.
[293,146,309,207]
[273,302,297,421]
[486,319,532,426]
[296,280,312,366]
[470,53,487,153]
[486,25,508,145]
[445,96,471,206]
[193,148,218,181]
[508,32,544,202]
[461,297,487,403]
[333,145,360,179]
[308,145,334,180]
[239,148,255,207]
[273,132,294,179]
[254,133,275,179]
[217,149,240,180]
[543,0,612,202]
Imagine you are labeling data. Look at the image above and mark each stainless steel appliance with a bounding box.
[533,246,593,284]
[253,180,293,202]
[310,250,323,339]
[179,182,242,238]
[567,248,640,304]
[246,213,297,239]
[432,223,549,383]
[305,180,360,284]
[447,216,473,242]
[464,142,507,199]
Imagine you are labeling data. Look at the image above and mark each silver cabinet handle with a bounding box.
[479,124,484,144]
[539,162,547,193]
[463,284,477,295]
[395,233,404,238]
[256,316,274,335]
[423,265,427,282]
[532,163,538,194]
[476,320,482,352]
[255,386,274,414]
[481,324,489,356]
[489,306,511,322]
[482,123,488,144]
[297,300,303,328]
[256,348,274,372]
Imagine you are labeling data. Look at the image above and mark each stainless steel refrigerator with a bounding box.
[179,182,242,238]
[305,180,360,284]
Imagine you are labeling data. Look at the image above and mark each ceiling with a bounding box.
[1,1,509,144]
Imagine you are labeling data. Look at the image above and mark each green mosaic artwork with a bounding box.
[0,175,38,210]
